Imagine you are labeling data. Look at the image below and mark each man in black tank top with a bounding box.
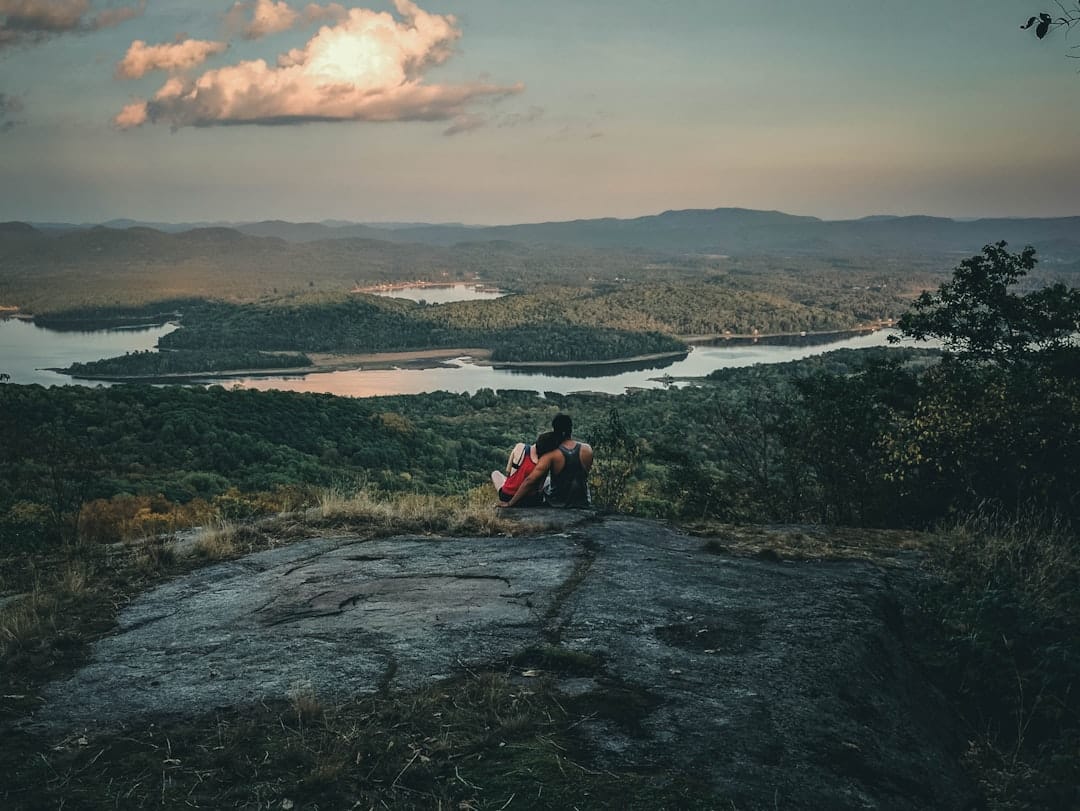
[545,440,590,507]
[499,413,593,508]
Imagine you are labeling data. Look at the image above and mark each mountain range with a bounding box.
[15,207,1080,262]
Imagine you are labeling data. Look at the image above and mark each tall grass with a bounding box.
[0,560,98,660]
[927,507,1080,810]
[310,485,530,536]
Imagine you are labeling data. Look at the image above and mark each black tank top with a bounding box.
[546,443,590,507]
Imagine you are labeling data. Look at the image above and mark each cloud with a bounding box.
[116,0,522,130]
[225,0,348,40]
[0,0,143,47]
[442,112,484,136]
[116,38,229,79]
[0,91,25,131]
[497,105,543,128]
[443,105,544,137]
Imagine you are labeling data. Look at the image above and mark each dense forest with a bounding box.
[66,349,313,378]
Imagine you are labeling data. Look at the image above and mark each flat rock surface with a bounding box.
[33,516,972,810]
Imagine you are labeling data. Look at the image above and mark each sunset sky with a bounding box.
[1,0,1078,224]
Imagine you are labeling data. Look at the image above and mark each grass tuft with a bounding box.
[191,521,239,560]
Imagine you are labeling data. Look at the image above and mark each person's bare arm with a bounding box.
[579,443,594,473]
[505,442,526,475]
[499,453,555,508]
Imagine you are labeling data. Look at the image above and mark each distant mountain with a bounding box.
[374,208,824,252]
[234,220,390,242]
[0,221,39,235]
[18,208,1080,262]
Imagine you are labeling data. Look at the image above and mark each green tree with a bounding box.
[891,241,1080,366]
[886,243,1080,521]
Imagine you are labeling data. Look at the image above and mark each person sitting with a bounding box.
[499,413,593,509]
[492,431,560,506]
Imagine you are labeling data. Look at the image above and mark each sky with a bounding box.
[1,0,1079,224]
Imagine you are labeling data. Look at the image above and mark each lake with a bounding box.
[368,283,505,304]
[0,318,178,386]
[0,314,915,398]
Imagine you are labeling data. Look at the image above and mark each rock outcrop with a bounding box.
[33,515,973,809]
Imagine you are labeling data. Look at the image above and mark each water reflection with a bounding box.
[494,353,688,378]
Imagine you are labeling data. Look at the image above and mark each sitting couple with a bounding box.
[492,413,593,508]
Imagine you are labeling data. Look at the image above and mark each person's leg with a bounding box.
[491,470,507,491]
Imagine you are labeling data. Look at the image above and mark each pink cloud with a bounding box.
[226,0,348,40]
[113,99,147,128]
[1,0,143,46]
[116,38,229,79]
[116,0,522,130]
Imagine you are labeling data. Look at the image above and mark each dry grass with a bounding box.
[689,521,931,562]
[55,559,92,598]
[191,520,239,560]
[8,664,717,810]
[309,486,537,537]
[0,588,58,654]
[935,509,1078,614]
[132,535,177,573]
[289,682,325,726]
[0,559,98,655]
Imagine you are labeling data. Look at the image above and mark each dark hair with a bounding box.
[535,431,560,456]
[552,413,572,441]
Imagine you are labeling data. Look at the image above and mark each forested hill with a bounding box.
[21,208,1080,261]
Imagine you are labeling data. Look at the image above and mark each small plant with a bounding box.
[289,682,325,726]
[133,536,177,573]
[0,588,58,655]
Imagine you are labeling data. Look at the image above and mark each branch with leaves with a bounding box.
[1022,6,1080,41]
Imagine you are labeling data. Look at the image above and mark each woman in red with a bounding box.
[492,431,560,506]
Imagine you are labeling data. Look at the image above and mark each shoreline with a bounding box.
[682,323,891,344]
